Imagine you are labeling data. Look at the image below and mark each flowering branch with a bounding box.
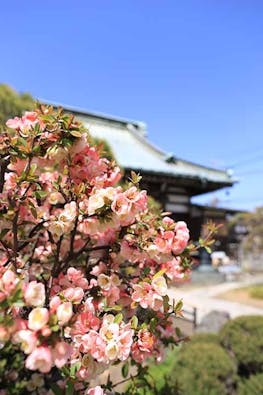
[0,106,198,395]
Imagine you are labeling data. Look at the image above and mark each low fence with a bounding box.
[182,305,197,329]
[174,305,198,336]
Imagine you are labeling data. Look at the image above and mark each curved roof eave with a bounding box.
[40,100,235,187]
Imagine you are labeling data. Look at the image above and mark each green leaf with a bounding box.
[122,361,129,378]
[149,317,158,331]
[131,315,138,329]
[174,299,183,313]
[65,382,72,395]
[30,163,37,173]
[35,190,47,199]
[0,229,9,239]
[49,383,63,395]
[104,305,122,312]
[204,246,212,254]
[162,295,170,312]
[69,130,82,138]
[141,322,147,330]
[51,324,60,332]
[30,206,38,219]
[11,287,23,304]
[175,326,182,337]
[70,361,81,378]
[153,269,166,280]
[130,171,142,184]
[114,313,123,324]
[142,267,151,276]
[16,137,27,147]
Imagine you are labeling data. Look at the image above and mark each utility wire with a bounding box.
[234,169,263,176]
[218,146,263,159]
[226,152,263,169]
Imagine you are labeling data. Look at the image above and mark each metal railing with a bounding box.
[181,305,198,329]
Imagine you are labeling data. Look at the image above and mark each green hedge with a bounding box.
[188,333,220,345]
[219,315,263,376]
[237,373,263,395]
[249,285,263,300]
[171,342,237,395]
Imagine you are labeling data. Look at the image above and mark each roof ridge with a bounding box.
[39,99,145,131]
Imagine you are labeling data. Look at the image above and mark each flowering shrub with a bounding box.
[0,106,206,394]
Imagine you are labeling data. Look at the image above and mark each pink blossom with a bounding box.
[67,267,83,282]
[104,286,120,306]
[88,191,105,215]
[90,262,107,276]
[131,343,147,363]
[49,295,61,313]
[172,221,189,254]
[52,341,73,368]
[70,133,89,154]
[103,166,122,187]
[151,276,167,296]
[132,282,152,309]
[118,327,134,360]
[6,116,23,129]
[6,111,42,136]
[13,329,38,354]
[86,386,104,395]
[151,293,164,311]
[70,146,108,184]
[105,341,119,360]
[132,282,164,312]
[97,274,111,291]
[71,311,100,335]
[24,281,45,307]
[28,307,49,331]
[137,329,155,352]
[1,270,19,294]
[41,326,52,337]
[111,193,132,217]
[63,287,84,304]
[99,322,119,342]
[48,191,65,205]
[56,302,73,326]
[155,231,174,254]
[80,331,106,362]
[25,346,53,373]
[161,257,185,281]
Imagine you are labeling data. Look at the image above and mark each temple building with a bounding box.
[50,103,237,250]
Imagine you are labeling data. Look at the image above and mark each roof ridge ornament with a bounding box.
[126,121,147,137]
[165,152,177,164]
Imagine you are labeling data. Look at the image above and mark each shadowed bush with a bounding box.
[219,315,263,377]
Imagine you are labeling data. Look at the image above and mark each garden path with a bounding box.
[169,273,263,324]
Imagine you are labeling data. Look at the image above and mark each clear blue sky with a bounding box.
[1,1,263,211]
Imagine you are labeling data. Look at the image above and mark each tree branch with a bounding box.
[0,157,10,193]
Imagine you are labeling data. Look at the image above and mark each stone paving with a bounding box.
[169,273,263,324]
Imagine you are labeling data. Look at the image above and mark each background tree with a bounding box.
[0,84,34,124]
[0,83,116,164]
[229,207,263,257]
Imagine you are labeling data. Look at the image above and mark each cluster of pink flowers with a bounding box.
[131,275,167,311]
[0,107,191,394]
